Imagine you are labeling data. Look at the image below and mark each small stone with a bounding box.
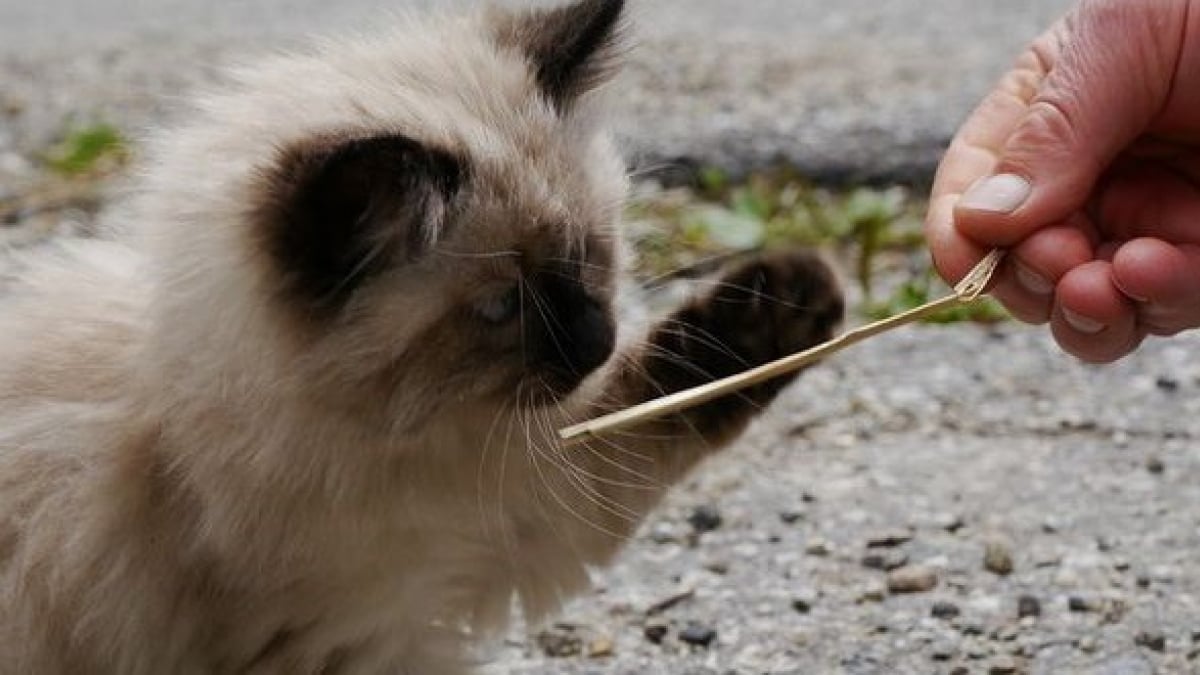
[679,623,717,648]
[857,581,887,604]
[931,601,961,619]
[1156,376,1180,392]
[791,589,818,614]
[950,668,970,675]
[930,640,959,661]
[1135,630,1166,652]
[984,538,1015,576]
[586,637,614,658]
[994,625,1020,642]
[1077,636,1098,653]
[805,538,831,557]
[537,628,583,658]
[643,623,668,645]
[687,505,723,534]
[987,654,1019,674]
[1069,596,1098,613]
[936,513,966,533]
[967,641,994,659]
[779,510,805,524]
[867,530,914,548]
[887,565,938,594]
[1146,456,1166,475]
[862,550,909,571]
[649,522,677,545]
[958,621,986,637]
[1017,595,1041,619]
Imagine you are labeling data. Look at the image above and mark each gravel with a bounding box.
[487,327,1200,674]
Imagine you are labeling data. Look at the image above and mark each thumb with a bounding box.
[954,0,1185,245]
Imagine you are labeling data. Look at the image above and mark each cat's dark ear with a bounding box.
[254,134,463,314]
[495,0,626,112]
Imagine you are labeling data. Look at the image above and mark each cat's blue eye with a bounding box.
[476,286,520,324]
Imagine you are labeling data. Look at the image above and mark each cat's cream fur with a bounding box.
[0,2,842,673]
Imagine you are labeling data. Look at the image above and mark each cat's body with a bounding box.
[0,2,842,673]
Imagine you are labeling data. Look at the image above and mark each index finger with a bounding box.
[926,37,1056,283]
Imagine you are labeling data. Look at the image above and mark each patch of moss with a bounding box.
[44,123,129,177]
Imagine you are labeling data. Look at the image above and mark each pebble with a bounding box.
[862,549,909,571]
[649,522,677,545]
[1156,375,1180,392]
[687,504,723,534]
[1077,636,1098,653]
[805,538,831,557]
[983,537,1015,576]
[586,637,614,658]
[1145,456,1165,475]
[778,509,805,524]
[1134,630,1166,653]
[887,565,938,594]
[791,589,818,614]
[987,654,1019,674]
[1068,596,1098,613]
[867,529,913,548]
[936,513,966,533]
[678,623,717,648]
[1017,595,1041,619]
[537,628,583,658]
[931,601,961,620]
[857,581,887,603]
[643,623,668,645]
[930,640,959,661]
[994,625,1019,642]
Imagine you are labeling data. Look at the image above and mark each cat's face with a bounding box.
[230,0,628,417]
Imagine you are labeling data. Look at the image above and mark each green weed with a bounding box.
[44,123,129,177]
[626,169,1006,325]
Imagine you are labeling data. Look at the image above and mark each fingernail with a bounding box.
[1062,309,1106,334]
[959,174,1032,213]
[1112,278,1149,303]
[1014,261,1054,295]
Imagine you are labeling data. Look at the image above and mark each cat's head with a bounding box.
[144,0,629,421]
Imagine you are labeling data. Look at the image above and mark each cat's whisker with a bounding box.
[546,398,660,492]
[533,405,643,523]
[522,391,631,542]
[477,392,517,548]
[433,249,522,260]
[653,319,751,368]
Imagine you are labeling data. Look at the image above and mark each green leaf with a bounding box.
[686,205,766,250]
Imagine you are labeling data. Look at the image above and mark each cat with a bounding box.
[0,0,843,673]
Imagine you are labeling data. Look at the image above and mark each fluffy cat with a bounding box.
[0,1,843,673]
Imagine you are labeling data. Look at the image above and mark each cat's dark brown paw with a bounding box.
[643,250,844,439]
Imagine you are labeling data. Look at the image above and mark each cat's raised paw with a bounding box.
[643,250,844,437]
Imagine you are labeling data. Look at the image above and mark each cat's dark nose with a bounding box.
[561,297,616,376]
[529,267,616,393]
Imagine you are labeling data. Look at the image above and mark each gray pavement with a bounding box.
[0,0,1075,183]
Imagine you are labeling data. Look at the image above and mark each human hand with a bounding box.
[925,0,1200,363]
